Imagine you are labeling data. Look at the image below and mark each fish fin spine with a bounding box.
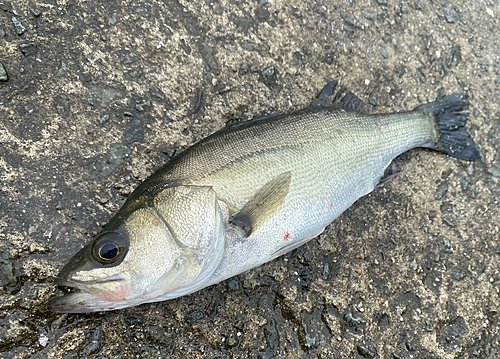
[312,80,368,112]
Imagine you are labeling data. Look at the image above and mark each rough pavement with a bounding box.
[0,0,499,358]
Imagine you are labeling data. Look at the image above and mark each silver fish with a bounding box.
[48,80,479,313]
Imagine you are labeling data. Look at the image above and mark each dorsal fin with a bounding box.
[223,112,283,132]
[311,80,368,112]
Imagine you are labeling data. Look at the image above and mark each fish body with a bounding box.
[49,81,479,313]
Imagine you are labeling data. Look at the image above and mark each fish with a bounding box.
[48,80,479,313]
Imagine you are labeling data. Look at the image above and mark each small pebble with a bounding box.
[185,311,204,324]
[108,13,118,26]
[121,52,138,65]
[357,345,376,358]
[344,311,366,327]
[340,11,361,29]
[30,7,41,17]
[410,259,417,270]
[400,1,409,15]
[414,0,425,10]
[261,66,275,78]
[12,17,26,35]
[434,183,448,200]
[444,9,456,23]
[0,62,8,82]
[99,114,110,124]
[19,42,37,56]
[425,318,434,332]
[442,216,455,228]
[81,326,104,357]
[39,334,49,347]
[486,8,494,17]
[163,148,176,158]
[135,100,151,112]
[460,176,472,191]
[416,68,426,83]
[227,277,240,292]
[301,309,331,349]
[226,333,239,348]
[362,11,374,20]
[380,48,388,58]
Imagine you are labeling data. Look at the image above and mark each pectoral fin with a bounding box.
[230,172,291,237]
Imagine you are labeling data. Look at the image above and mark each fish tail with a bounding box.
[417,94,480,161]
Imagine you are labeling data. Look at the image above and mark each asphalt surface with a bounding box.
[1,0,499,358]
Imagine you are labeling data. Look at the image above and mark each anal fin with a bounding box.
[230,172,291,237]
[377,161,401,187]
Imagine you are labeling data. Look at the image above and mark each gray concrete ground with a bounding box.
[1,0,499,358]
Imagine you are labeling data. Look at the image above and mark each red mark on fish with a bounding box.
[283,232,291,241]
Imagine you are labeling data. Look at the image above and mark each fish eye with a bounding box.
[92,232,128,265]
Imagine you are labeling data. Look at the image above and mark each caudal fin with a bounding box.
[417,94,480,161]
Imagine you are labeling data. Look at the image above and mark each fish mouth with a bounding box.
[54,277,94,292]
[48,277,128,313]
[48,291,109,313]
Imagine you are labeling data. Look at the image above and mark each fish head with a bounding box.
[48,185,226,313]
